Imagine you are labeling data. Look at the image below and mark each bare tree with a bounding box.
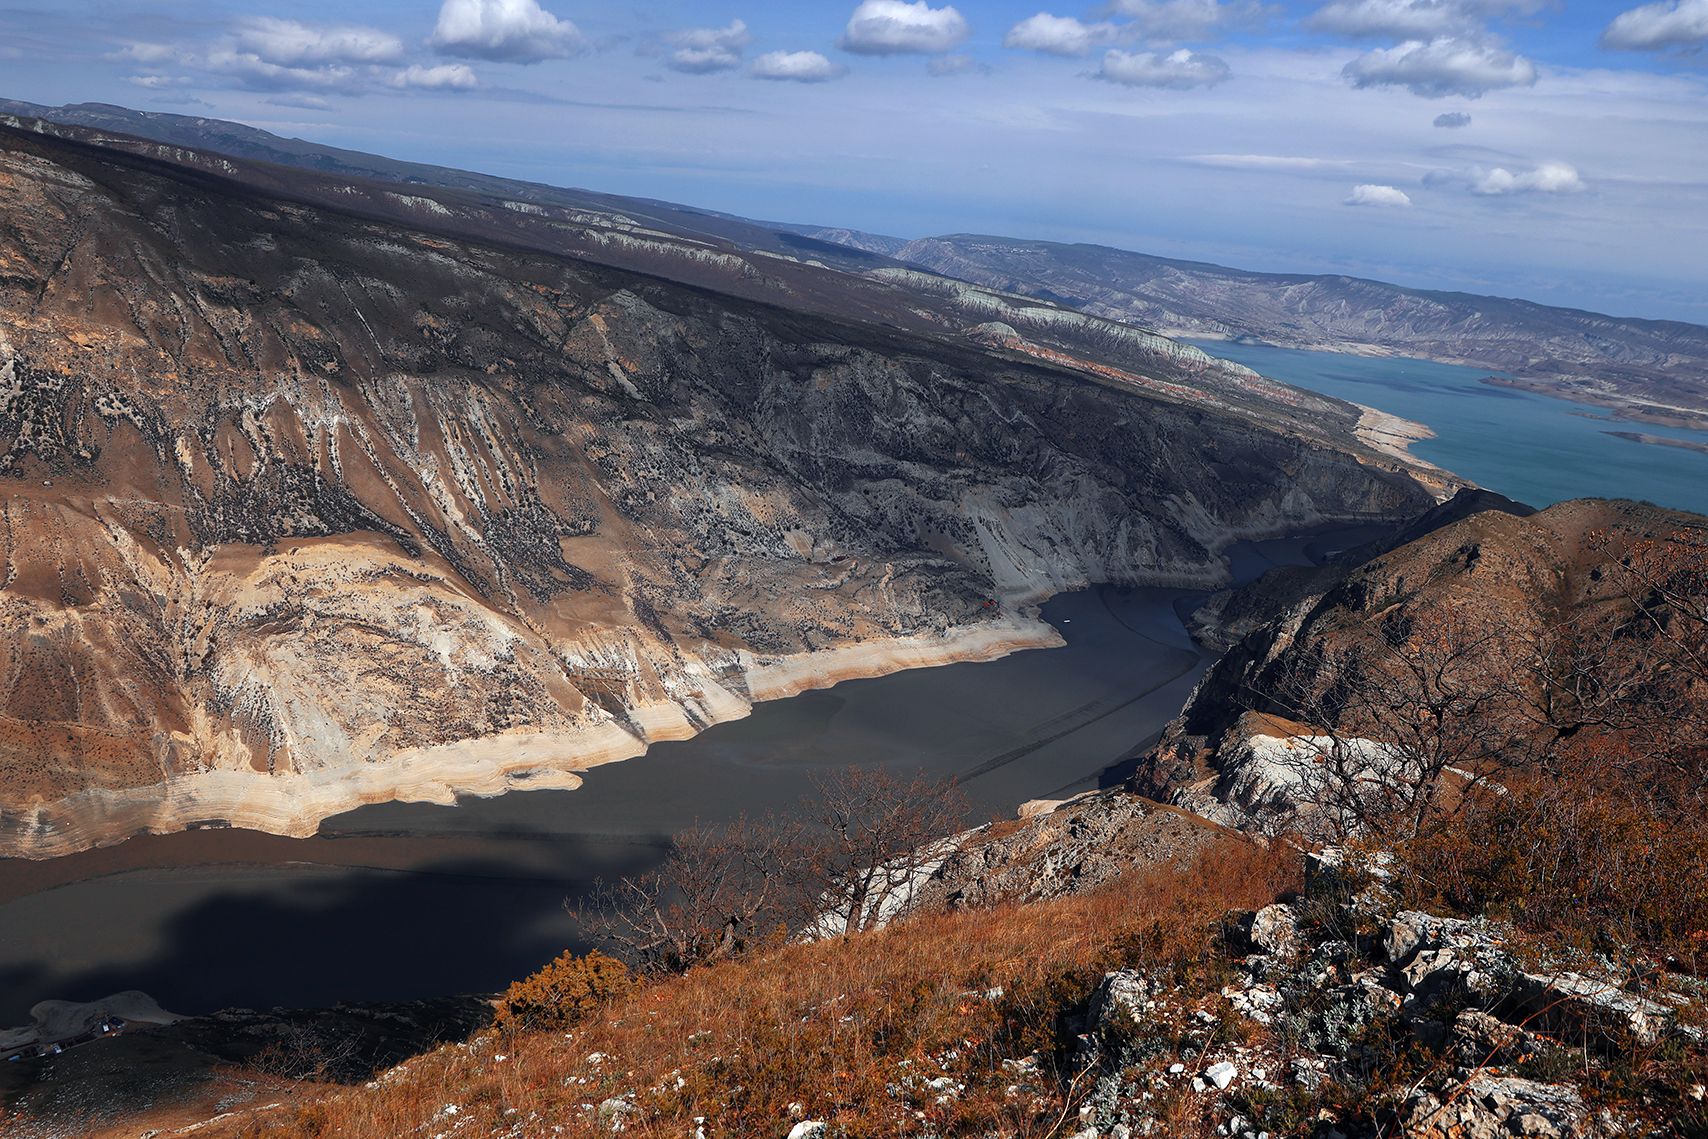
[249,1019,367,1085]
[572,814,811,974]
[1598,522,1708,684]
[1248,608,1531,842]
[572,768,972,969]
[1544,525,1708,809]
[798,767,970,938]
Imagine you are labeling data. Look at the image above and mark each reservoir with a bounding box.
[0,526,1368,1024]
[1194,340,1708,518]
[7,340,1707,1026]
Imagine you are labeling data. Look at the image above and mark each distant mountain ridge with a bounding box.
[817,233,1708,426]
[0,98,904,277]
[6,98,1703,427]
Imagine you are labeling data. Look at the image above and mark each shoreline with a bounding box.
[1482,376,1708,432]
[1604,429,1708,457]
[1190,332,1708,434]
[0,614,1062,862]
[0,517,1411,864]
[1352,403,1441,469]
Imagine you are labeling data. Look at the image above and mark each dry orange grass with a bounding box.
[215,836,1296,1139]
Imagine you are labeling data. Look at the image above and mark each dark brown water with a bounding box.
[0,527,1382,1023]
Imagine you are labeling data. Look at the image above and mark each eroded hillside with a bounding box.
[0,122,1434,857]
[1139,497,1708,839]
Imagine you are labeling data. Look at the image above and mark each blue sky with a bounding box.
[3,1,1706,322]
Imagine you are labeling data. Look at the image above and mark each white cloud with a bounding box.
[117,42,181,65]
[1470,160,1584,194]
[1096,47,1232,88]
[390,64,479,90]
[203,47,358,92]
[1004,14,1119,57]
[1310,0,1546,39]
[928,53,989,75]
[1188,153,1352,169]
[265,93,335,111]
[1342,37,1537,97]
[1433,110,1473,126]
[1602,0,1708,51]
[840,1,970,55]
[233,17,403,66]
[1110,0,1263,40]
[1345,183,1414,206]
[750,50,847,82]
[125,74,193,89]
[430,0,585,63]
[1310,0,1472,39]
[667,19,751,74]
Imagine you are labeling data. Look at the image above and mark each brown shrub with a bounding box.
[494,950,635,1033]
[1398,771,1708,967]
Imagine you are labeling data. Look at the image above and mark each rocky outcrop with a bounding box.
[0,124,1436,857]
[1402,1076,1597,1139]
[1064,874,1688,1139]
[908,790,1226,913]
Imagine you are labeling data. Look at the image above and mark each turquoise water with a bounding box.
[1194,340,1708,517]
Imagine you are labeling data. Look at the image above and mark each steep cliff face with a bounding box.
[0,123,1435,857]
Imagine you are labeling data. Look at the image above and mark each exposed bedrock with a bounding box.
[0,126,1435,856]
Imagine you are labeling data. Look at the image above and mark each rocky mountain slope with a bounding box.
[811,233,1708,426]
[0,99,908,279]
[1137,497,1708,837]
[63,811,1702,1139]
[0,107,1419,464]
[0,118,1437,858]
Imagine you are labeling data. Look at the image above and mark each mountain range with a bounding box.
[0,110,1435,858]
[9,99,1706,428]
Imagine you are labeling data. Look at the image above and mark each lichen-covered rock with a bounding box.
[1403,1076,1597,1139]
[1511,971,1676,1049]
[1451,1008,1537,1069]
[1091,971,1156,1032]
[1241,903,1302,958]
[1383,910,1516,1012]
